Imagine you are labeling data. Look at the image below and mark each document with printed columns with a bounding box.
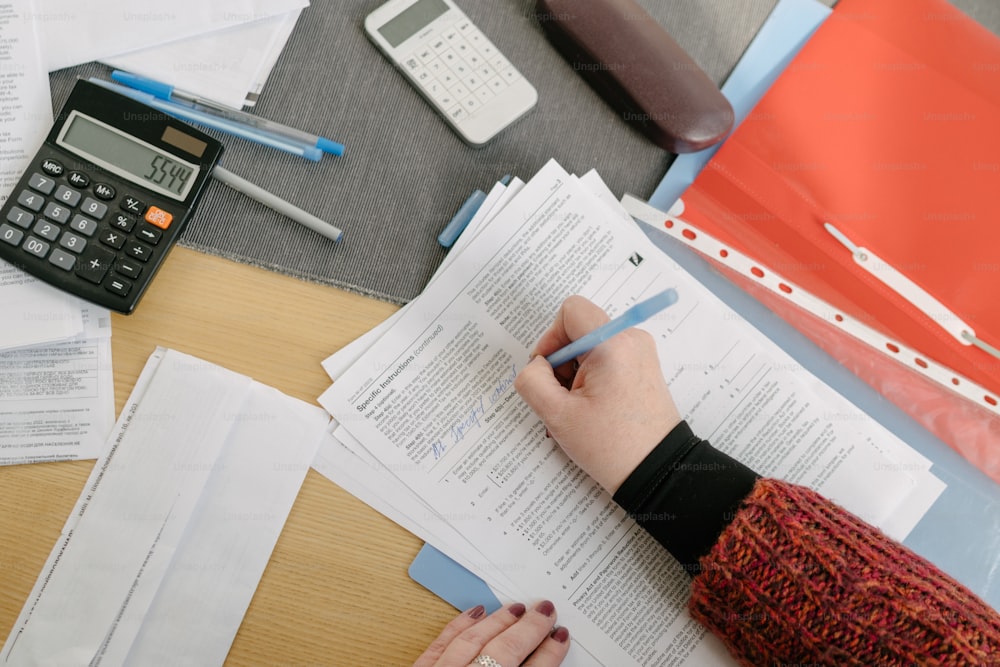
[319,160,943,666]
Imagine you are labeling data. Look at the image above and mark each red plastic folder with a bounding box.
[680,0,1000,409]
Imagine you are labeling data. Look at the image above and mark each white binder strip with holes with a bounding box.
[622,194,1000,417]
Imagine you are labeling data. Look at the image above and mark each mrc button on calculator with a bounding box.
[0,79,223,314]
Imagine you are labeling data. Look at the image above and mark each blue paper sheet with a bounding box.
[409,543,503,613]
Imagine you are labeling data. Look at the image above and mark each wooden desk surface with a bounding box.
[0,246,458,666]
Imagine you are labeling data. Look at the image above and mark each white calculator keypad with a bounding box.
[401,19,521,128]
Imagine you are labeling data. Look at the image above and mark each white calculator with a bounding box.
[365,0,538,146]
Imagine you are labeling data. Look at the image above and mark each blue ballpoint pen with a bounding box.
[87,78,324,162]
[545,288,680,368]
[110,70,345,157]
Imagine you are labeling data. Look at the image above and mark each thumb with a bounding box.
[515,355,570,420]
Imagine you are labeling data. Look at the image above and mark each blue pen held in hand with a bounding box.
[545,288,679,368]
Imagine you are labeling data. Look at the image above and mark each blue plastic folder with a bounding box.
[409,544,503,614]
[409,0,1000,611]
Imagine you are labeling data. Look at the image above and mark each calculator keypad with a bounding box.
[0,152,183,309]
[402,19,523,130]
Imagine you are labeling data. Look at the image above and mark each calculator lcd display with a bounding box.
[56,111,200,201]
[378,0,448,47]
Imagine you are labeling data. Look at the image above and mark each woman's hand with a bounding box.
[413,602,569,667]
[515,295,682,493]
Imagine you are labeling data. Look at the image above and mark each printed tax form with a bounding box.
[317,160,944,666]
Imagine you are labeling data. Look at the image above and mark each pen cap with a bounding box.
[316,137,345,156]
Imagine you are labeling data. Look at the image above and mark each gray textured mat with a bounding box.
[49,0,997,304]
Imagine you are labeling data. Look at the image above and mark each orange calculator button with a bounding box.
[144,206,173,229]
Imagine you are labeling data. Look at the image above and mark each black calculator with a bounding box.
[0,79,223,314]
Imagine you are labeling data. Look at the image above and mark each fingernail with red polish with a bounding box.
[535,600,555,617]
[468,605,486,619]
[550,626,570,643]
[508,602,527,618]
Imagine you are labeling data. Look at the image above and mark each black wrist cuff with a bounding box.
[613,421,760,575]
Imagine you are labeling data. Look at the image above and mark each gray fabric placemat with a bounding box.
[48,0,996,305]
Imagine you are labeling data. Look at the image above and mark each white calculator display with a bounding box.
[365,0,537,146]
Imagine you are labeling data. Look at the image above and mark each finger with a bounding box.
[475,600,560,667]
[412,605,487,667]
[531,296,610,358]
[560,295,611,341]
[576,328,659,383]
[433,602,527,666]
[523,626,571,667]
[514,356,570,420]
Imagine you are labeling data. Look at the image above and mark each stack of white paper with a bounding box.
[1,2,115,466]
[1,348,329,666]
[0,301,114,466]
[313,160,946,666]
[36,0,309,108]
[99,9,306,109]
[1,0,51,204]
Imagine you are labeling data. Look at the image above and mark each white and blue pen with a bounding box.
[86,78,343,241]
[545,288,679,368]
[110,70,345,157]
[87,78,324,162]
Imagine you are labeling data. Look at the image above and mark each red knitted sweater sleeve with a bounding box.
[688,478,1000,666]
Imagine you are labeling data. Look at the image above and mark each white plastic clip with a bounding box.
[823,222,976,347]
